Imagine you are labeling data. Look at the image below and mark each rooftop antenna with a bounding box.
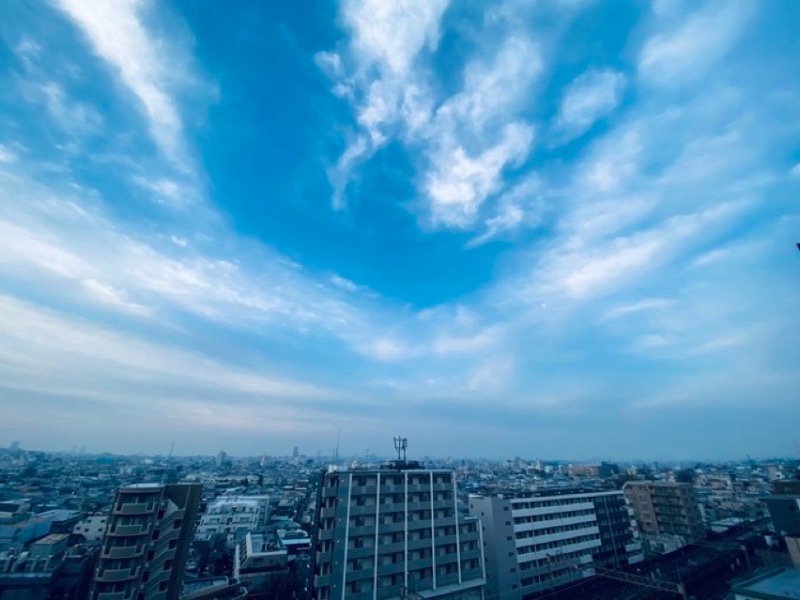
[394,436,408,462]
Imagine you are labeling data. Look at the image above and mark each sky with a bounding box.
[1,0,799,461]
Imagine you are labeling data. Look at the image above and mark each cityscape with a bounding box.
[1,440,799,599]
[2,0,800,599]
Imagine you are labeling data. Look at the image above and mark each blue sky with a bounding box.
[1,0,799,460]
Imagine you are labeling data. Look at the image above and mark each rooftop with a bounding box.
[733,568,800,599]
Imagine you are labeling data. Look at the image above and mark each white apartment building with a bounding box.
[196,496,270,545]
[469,490,641,600]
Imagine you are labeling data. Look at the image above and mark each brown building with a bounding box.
[623,481,705,545]
[90,483,201,600]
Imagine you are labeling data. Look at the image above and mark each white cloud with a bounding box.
[0,145,17,164]
[0,295,333,412]
[602,298,673,320]
[425,122,534,228]
[638,2,753,86]
[56,0,201,168]
[467,175,544,246]
[322,0,449,207]
[342,0,449,77]
[321,9,543,233]
[16,79,103,136]
[553,69,626,142]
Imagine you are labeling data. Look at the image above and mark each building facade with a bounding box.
[195,496,270,546]
[313,462,485,600]
[623,481,705,548]
[90,482,201,600]
[468,489,642,600]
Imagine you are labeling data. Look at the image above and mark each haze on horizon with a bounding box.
[1,0,799,461]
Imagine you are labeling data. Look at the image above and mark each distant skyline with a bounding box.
[1,0,799,460]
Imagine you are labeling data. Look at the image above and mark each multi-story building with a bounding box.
[74,514,110,543]
[90,482,201,600]
[623,481,705,549]
[468,489,642,600]
[195,496,270,545]
[0,533,96,599]
[312,461,485,600]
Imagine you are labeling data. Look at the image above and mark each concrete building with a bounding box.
[468,489,642,600]
[0,534,95,599]
[233,532,289,595]
[195,496,269,545]
[623,481,705,549]
[74,514,109,544]
[90,482,201,600]
[313,461,485,600]
[180,577,248,600]
[763,496,800,537]
[732,568,800,600]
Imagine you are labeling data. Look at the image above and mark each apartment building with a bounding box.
[312,461,485,600]
[90,482,201,600]
[468,489,642,600]
[623,481,705,548]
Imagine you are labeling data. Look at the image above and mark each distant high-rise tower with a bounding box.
[312,460,485,600]
[90,483,201,600]
[293,446,300,459]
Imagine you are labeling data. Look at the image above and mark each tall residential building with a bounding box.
[312,461,485,600]
[623,481,705,548]
[469,489,642,600]
[90,482,201,600]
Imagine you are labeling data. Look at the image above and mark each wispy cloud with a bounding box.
[638,1,754,87]
[552,69,626,143]
[55,0,208,169]
[321,7,543,234]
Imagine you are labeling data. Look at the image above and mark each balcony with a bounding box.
[117,503,156,515]
[102,545,145,559]
[96,567,140,582]
[109,524,150,537]
[96,593,130,600]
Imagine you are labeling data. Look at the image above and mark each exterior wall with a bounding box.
[763,496,800,537]
[74,515,109,543]
[589,493,641,569]
[470,491,641,599]
[313,467,485,600]
[90,483,201,600]
[623,482,705,545]
[467,496,520,600]
[195,496,269,544]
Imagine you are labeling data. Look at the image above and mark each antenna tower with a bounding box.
[394,436,408,462]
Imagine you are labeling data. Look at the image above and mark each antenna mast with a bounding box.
[394,436,408,462]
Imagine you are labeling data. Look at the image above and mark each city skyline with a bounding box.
[1,1,799,459]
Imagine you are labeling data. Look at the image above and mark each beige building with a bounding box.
[623,481,705,549]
